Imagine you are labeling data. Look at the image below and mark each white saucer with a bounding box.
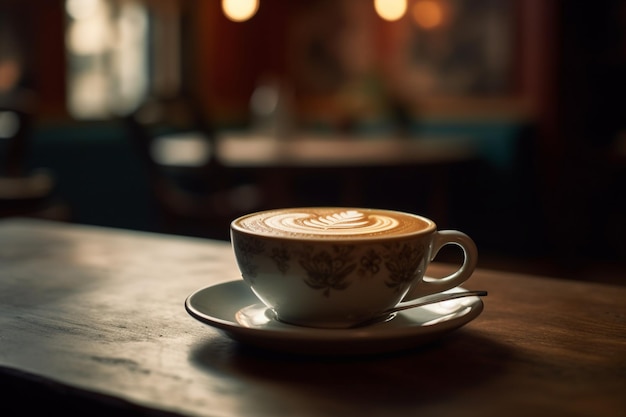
[185,280,484,355]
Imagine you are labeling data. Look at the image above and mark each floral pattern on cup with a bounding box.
[358,249,382,276]
[234,234,266,279]
[234,235,427,297]
[381,242,426,290]
[270,245,291,274]
[298,245,357,297]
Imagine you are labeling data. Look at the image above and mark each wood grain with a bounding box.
[1,218,624,417]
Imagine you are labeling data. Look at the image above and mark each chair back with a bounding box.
[0,106,33,177]
[123,93,262,239]
[0,105,70,221]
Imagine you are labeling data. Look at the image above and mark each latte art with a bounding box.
[268,210,398,236]
[233,208,433,239]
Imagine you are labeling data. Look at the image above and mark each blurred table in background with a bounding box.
[214,133,476,168]
[223,132,478,221]
[154,132,479,221]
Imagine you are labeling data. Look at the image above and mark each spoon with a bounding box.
[349,290,488,328]
[262,290,487,329]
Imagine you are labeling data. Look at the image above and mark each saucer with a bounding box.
[184,280,484,355]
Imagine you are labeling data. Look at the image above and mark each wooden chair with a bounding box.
[0,105,70,221]
[122,94,263,240]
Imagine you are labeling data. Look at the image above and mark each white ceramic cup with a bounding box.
[230,207,478,328]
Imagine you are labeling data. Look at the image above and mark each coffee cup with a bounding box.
[230,207,477,328]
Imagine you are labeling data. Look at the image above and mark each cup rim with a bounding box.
[230,207,437,242]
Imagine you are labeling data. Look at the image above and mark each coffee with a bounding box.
[232,207,434,239]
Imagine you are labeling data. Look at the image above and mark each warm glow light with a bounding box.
[66,0,102,20]
[374,0,407,21]
[0,60,21,92]
[412,0,444,29]
[67,19,112,55]
[222,0,259,22]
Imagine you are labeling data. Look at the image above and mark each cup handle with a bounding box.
[402,230,478,301]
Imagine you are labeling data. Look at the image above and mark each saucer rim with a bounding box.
[184,280,484,354]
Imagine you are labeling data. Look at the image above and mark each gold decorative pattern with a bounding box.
[235,235,427,298]
[270,245,291,274]
[382,242,426,291]
[358,249,382,276]
[233,235,266,281]
[298,245,357,297]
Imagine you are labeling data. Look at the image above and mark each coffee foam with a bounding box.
[233,208,433,239]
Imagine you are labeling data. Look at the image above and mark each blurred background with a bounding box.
[1,0,624,283]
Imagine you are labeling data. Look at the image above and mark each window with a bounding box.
[65,0,149,119]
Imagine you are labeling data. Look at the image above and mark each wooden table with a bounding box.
[1,218,624,417]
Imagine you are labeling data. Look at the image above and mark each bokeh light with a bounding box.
[222,0,259,22]
[373,0,407,22]
[412,0,444,29]
[65,0,102,20]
